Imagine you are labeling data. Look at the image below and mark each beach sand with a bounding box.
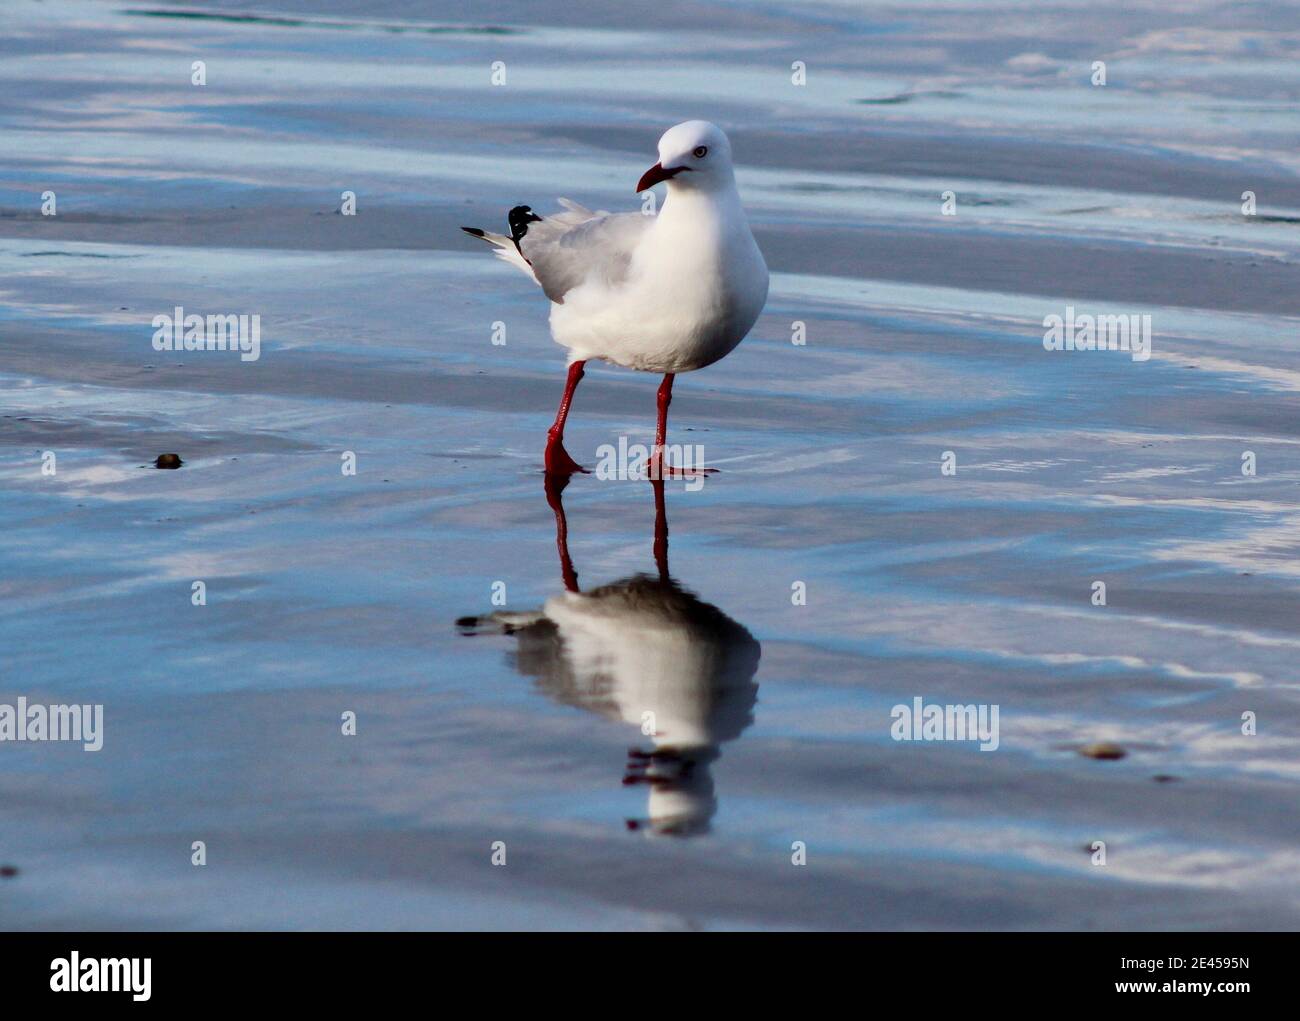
[1,0,1298,929]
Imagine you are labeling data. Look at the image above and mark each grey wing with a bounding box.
[518,199,651,304]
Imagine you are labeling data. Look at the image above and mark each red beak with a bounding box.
[636,162,683,193]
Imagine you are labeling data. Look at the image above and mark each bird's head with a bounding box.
[636,121,735,195]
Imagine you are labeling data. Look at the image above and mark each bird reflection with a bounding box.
[457,477,760,837]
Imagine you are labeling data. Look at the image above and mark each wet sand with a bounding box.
[1,0,1299,929]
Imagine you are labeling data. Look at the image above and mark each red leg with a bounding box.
[545,360,588,476]
[646,373,718,480]
[655,373,673,453]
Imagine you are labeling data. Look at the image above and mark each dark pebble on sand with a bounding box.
[1079,742,1127,760]
[154,453,183,469]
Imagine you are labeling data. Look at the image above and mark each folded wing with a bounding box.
[463,199,652,305]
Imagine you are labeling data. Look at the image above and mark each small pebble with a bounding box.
[1079,742,1127,760]
[154,453,183,469]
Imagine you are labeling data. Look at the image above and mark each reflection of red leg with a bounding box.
[651,478,669,580]
[545,360,589,476]
[646,373,718,480]
[543,472,579,592]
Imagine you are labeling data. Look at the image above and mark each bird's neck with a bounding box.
[658,183,745,234]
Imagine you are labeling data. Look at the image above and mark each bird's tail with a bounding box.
[461,205,542,283]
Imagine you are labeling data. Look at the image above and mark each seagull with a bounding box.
[462,120,769,477]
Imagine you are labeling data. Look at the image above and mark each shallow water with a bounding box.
[1,0,1298,929]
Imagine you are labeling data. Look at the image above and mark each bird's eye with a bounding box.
[692,146,708,158]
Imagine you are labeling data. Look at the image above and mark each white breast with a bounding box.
[550,189,768,373]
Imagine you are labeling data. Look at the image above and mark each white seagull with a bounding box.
[462,120,769,477]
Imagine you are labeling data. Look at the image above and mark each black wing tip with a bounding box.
[507,205,542,241]
[461,226,487,238]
